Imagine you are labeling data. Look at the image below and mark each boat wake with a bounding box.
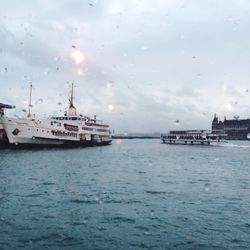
[221,142,250,148]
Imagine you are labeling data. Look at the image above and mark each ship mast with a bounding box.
[27,82,33,118]
[68,81,77,116]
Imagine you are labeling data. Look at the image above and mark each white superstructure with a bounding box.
[0,83,112,147]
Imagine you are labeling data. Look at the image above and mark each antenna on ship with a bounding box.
[27,82,33,118]
[68,81,77,116]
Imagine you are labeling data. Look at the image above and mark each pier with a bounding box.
[0,102,15,148]
[0,124,9,148]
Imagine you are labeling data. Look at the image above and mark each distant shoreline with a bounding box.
[112,136,160,139]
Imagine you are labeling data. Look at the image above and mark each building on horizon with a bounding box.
[212,114,250,140]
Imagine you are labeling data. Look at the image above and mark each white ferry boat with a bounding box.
[0,84,112,148]
[161,130,227,145]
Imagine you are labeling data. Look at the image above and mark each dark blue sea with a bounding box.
[0,139,250,250]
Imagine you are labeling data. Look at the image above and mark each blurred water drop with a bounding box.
[58,102,62,106]
[72,50,85,64]
[83,219,88,224]
[4,67,7,73]
[141,45,148,51]
[245,89,249,93]
[150,209,154,217]
[106,81,114,88]
[148,161,153,167]
[225,103,232,111]
[175,120,180,125]
[115,139,121,145]
[108,104,115,112]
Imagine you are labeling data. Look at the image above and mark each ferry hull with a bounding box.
[8,140,112,149]
[161,139,225,146]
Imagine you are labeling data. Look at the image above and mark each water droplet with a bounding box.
[108,104,115,112]
[148,161,153,167]
[175,120,180,126]
[115,139,121,144]
[150,209,154,216]
[83,219,88,224]
[225,103,232,111]
[106,81,114,88]
[72,50,85,64]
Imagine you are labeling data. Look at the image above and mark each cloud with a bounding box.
[1,0,250,132]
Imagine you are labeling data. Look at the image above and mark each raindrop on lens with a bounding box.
[175,120,180,125]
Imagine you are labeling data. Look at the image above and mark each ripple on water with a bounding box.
[145,190,167,194]
[109,216,136,224]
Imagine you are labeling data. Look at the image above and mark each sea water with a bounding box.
[0,140,250,249]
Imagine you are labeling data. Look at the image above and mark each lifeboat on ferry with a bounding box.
[64,123,79,132]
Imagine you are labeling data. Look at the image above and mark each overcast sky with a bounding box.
[1,0,250,132]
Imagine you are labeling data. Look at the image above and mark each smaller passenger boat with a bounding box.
[161,130,227,145]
